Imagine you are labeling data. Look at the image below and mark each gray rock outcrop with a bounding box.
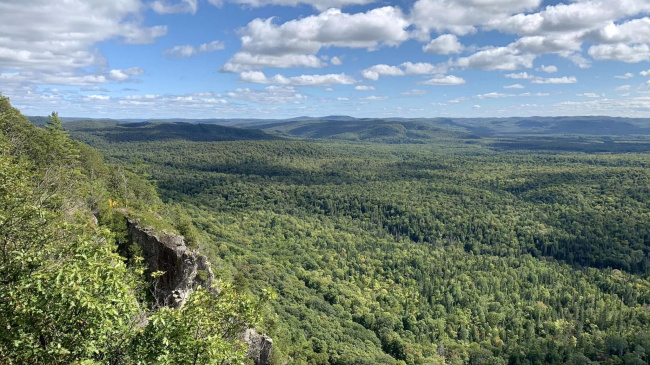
[122,217,273,365]
[123,218,214,307]
[240,328,274,365]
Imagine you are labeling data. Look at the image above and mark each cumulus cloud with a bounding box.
[616,85,631,91]
[362,65,404,80]
[359,95,389,101]
[476,92,512,99]
[330,56,343,65]
[505,72,534,80]
[0,0,165,74]
[219,0,376,11]
[239,71,356,86]
[457,47,536,71]
[164,41,225,58]
[355,85,375,90]
[577,93,602,98]
[504,84,525,89]
[616,72,635,79]
[361,62,447,80]
[422,34,464,54]
[641,69,650,76]
[411,0,542,37]
[538,65,557,73]
[84,94,111,101]
[555,96,650,116]
[226,86,307,104]
[589,43,650,63]
[222,53,327,72]
[224,7,409,71]
[421,75,465,85]
[108,68,145,81]
[0,0,165,91]
[151,0,198,14]
[448,96,469,103]
[401,89,428,96]
[505,72,576,85]
[0,67,144,86]
[489,1,650,36]
[531,76,577,84]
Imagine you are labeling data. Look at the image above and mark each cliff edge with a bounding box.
[122,217,273,365]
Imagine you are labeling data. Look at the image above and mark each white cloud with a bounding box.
[361,64,404,80]
[337,97,350,101]
[616,85,631,91]
[361,62,447,80]
[422,34,464,54]
[531,76,577,84]
[355,85,375,91]
[505,72,577,85]
[555,96,650,116]
[473,104,481,109]
[226,86,307,104]
[221,53,327,72]
[489,1,650,36]
[505,72,534,80]
[108,68,145,81]
[151,0,198,14]
[239,71,356,86]
[448,96,469,103]
[577,93,602,98]
[587,18,650,45]
[164,41,225,58]
[0,0,166,74]
[411,0,542,37]
[359,95,389,101]
[476,92,512,99]
[221,0,376,11]
[616,72,635,79]
[421,75,465,85]
[588,43,650,63]
[504,84,525,89]
[640,69,650,76]
[457,47,536,71]
[538,65,557,73]
[84,94,111,101]
[225,7,409,71]
[0,67,143,86]
[0,0,165,90]
[401,89,428,96]
[330,56,343,65]
[518,92,549,97]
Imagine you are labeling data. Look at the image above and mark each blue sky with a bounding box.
[2,0,650,119]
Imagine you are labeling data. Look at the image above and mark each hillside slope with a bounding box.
[0,96,263,364]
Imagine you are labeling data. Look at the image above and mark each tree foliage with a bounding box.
[0,95,263,364]
[65,118,650,364]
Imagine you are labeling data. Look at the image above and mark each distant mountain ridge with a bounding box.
[29,115,650,141]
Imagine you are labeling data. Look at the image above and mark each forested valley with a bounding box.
[60,118,650,365]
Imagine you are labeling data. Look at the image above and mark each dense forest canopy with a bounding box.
[62,116,650,364]
[0,96,265,364]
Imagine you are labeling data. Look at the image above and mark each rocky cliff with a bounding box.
[123,218,273,364]
[123,218,214,307]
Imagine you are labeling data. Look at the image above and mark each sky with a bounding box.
[2,0,650,119]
